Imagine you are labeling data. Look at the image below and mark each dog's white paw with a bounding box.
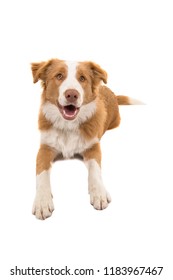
[32,191,54,220]
[89,186,111,210]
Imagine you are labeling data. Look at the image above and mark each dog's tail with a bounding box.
[117,95,144,105]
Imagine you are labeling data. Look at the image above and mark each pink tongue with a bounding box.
[63,106,77,117]
[66,109,75,116]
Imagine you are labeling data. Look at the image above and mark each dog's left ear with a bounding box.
[87,62,107,84]
[31,59,53,83]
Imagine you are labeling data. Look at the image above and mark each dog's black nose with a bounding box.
[65,89,79,103]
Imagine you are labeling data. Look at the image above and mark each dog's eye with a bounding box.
[56,73,63,80]
[79,75,86,82]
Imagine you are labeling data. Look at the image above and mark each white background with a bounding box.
[0,0,173,279]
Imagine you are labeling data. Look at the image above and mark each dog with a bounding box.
[31,58,141,220]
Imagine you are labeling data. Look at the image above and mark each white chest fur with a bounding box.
[40,128,99,159]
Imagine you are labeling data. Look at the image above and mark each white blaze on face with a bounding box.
[58,61,84,107]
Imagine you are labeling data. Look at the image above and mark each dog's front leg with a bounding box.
[32,144,56,220]
[83,143,111,210]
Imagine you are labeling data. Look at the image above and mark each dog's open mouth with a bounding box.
[58,103,80,120]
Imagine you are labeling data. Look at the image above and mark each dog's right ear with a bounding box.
[31,60,53,83]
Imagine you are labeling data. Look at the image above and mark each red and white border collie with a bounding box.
[31,58,140,220]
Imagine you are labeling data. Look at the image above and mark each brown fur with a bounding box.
[31,59,130,175]
[117,95,131,105]
[83,143,102,166]
[80,89,120,140]
[38,110,52,130]
[36,144,56,175]
[31,58,142,218]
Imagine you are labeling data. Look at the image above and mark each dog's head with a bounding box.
[31,59,107,122]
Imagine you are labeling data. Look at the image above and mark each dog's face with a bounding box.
[31,59,107,121]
